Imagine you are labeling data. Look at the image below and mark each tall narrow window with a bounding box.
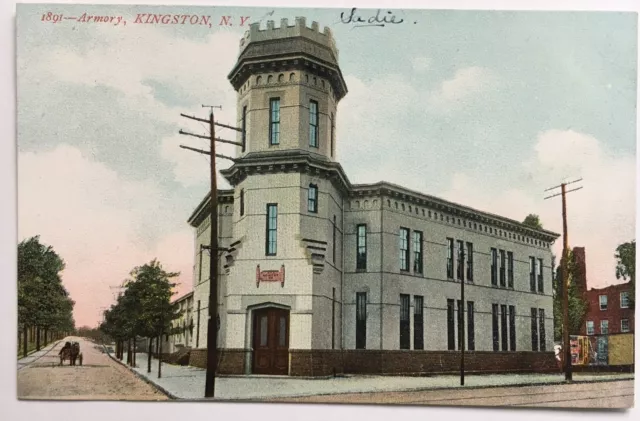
[269,98,280,145]
[507,251,514,288]
[467,301,475,351]
[529,257,536,292]
[309,100,319,147]
[400,228,410,271]
[332,215,336,263]
[413,231,423,274]
[330,112,335,158]
[308,184,318,213]
[531,308,539,351]
[491,248,498,286]
[539,309,546,351]
[500,304,508,351]
[399,294,410,349]
[492,304,499,351]
[466,242,474,281]
[414,296,424,350]
[356,292,367,349]
[457,299,464,350]
[240,189,245,216]
[241,105,247,152]
[356,224,367,270]
[537,258,544,293]
[447,299,455,350]
[600,319,609,334]
[457,240,465,281]
[509,305,516,351]
[265,204,277,255]
[447,238,454,279]
[499,250,506,287]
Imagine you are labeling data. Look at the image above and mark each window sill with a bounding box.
[356,268,367,273]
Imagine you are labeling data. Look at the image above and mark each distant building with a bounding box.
[186,18,560,376]
[158,291,194,354]
[582,283,634,336]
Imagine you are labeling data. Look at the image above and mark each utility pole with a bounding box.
[544,178,583,382]
[178,105,244,399]
[460,244,465,386]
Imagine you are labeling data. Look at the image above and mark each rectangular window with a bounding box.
[400,228,410,271]
[265,204,277,255]
[413,231,423,274]
[600,319,609,334]
[269,98,280,145]
[599,295,608,310]
[537,258,544,293]
[309,100,319,147]
[507,251,514,288]
[457,240,465,281]
[330,113,335,158]
[332,215,336,263]
[356,224,367,270]
[621,319,630,333]
[356,292,367,349]
[539,309,546,351]
[509,305,516,351]
[620,292,630,308]
[531,308,539,351]
[467,301,475,351]
[308,184,318,213]
[529,257,536,292]
[447,299,455,350]
[241,105,247,152]
[499,250,506,287]
[491,248,498,286]
[466,242,474,282]
[399,294,411,350]
[500,304,508,351]
[414,296,424,350]
[457,299,464,351]
[240,189,245,216]
[447,238,455,279]
[492,304,499,351]
[586,320,595,335]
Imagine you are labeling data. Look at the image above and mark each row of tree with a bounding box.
[17,236,75,357]
[99,259,182,377]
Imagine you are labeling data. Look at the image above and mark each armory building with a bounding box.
[184,18,560,376]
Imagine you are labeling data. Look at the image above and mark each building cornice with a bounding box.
[187,189,234,228]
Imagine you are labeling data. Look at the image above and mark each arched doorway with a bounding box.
[252,307,290,375]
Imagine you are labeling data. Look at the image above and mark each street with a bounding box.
[270,379,634,408]
[17,337,168,400]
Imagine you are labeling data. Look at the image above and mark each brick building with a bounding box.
[185,18,560,376]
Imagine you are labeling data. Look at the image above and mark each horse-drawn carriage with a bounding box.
[59,341,83,366]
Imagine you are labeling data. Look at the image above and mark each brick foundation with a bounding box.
[188,348,248,374]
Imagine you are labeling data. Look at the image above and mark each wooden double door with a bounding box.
[252,307,289,375]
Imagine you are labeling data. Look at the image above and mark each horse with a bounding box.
[59,341,83,366]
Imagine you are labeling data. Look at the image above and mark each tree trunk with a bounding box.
[158,335,163,378]
[36,326,41,351]
[44,328,48,346]
[147,338,153,373]
[132,338,137,367]
[126,339,132,365]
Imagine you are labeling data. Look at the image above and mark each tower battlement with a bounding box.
[239,17,338,60]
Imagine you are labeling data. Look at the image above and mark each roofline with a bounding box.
[172,291,194,304]
[187,189,234,227]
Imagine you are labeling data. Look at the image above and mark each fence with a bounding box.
[570,333,634,367]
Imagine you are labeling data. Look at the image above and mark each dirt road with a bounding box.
[17,336,168,401]
[272,379,634,409]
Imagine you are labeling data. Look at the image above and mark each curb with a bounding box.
[17,339,63,360]
[104,346,178,400]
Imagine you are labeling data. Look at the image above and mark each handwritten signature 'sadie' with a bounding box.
[340,8,406,28]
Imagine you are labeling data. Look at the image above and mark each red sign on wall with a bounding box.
[256,265,285,287]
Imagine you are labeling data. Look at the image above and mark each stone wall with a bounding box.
[188,348,248,374]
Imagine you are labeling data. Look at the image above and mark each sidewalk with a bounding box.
[110,350,634,400]
[17,340,63,370]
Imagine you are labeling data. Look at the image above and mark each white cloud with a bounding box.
[18,145,195,327]
[428,66,496,110]
[442,129,635,289]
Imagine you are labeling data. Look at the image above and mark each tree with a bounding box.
[615,240,635,307]
[522,214,543,230]
[552,250,588,341]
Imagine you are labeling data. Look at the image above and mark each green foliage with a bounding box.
[552,250,588,341]
[100,259,182,341]
[522,214,543,230]
[615,240,635,307]
[17,236,75,333]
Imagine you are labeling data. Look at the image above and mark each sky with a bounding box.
[15,4,637,328]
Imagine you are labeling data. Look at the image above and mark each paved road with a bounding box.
[17,336,168,400]
[272,379,634,409]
